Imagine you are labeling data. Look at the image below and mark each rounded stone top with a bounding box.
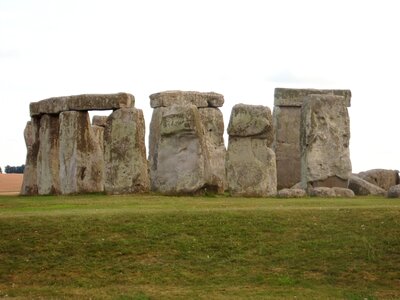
[149,90,224,108]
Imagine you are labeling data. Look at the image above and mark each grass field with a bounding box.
[0,194,399,299]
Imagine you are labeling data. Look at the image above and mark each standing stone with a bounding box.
[20,118,40,195]
[149,105,211,194]
[91,115,108,154]
[59,111,104,194]
[226,104,277,197]
[37,114,60,195]
[198,108,226,193]
[104,108,149,194]
[273,88,351,190]
[300,94,352,189]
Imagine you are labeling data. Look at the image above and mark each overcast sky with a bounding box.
[1,0,399,173]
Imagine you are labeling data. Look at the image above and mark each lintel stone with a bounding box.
[274,88,351,107]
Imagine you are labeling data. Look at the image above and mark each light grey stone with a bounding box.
[300,94,352,188]
[278,188,306,198]
[357,169,400,191]
[92,125,105,153]
[387,184,400,198]
[308,187,336,197]
[227,104,273,143]
[20,118,40,195]
[226,137,277,197]
[332,187,355,198]
[59,111,104,194]
[36,114,60,195]
[92,115,108,127]
[149,90,224,108]
[348,175,386,196]
[103,108,149,194]
[30,93,134,116]
[274,88,351,107]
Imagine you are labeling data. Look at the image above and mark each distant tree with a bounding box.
[0,167,2,174]
[4,164,25,174]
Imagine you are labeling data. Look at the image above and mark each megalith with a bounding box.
[300,94,352,189]
[59,111,104,194]
[273,88,351,189]
[103,108,149,194]
[148,90,226,194]
[226,104,277,197]
[91,115,108,153]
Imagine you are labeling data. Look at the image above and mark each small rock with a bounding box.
[278,188,306,198]
[332,187,355,198]
[309,187,336,197]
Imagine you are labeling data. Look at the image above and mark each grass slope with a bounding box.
[0,195,399,299]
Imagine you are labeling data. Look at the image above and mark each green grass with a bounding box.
[0,194,399,299]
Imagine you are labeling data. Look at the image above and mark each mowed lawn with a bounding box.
[0,195,399,299]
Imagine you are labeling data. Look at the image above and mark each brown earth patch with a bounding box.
[0,174,23,195]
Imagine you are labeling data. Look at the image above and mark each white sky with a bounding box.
[1,0,399,173]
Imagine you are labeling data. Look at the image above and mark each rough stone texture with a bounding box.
[332,187,355,198]
[226,137,277,197]
[59,111,104,194]
[273,88,352,190]
[36,114,60,195]
[92,115,108,127]
[30,93,134,117]
[198,108,226,193]
[227,104,274,144]
[149,105,212,194]
[309,187,336,197]
[300,94,352,189]
[274,88,352,107]
[150,91,224,108]
[103,108,149,194]
[92,125,105,153]
[348,175,386,196]
[291,182,303,190]
[20,118,40,195]
[278,188,306,198]
[387,184,400,198]
[357,169,400,191]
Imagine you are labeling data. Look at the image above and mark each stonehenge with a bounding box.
[23,87,400,198]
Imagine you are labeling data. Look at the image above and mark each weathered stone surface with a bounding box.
[199,108,226,193]
[332,187,355,198]
[278,188,306,198]
[30,93,134,117]
[149,105,211,194]
[149,90,224,108]
[92,125,105,153]
[300,94,352,188]
[59,111,104,194]
[226,137,277,197]
[20,118,40,195]
[357,169,400,191]
[227,104,273,143]
[291,182,303,189]
[103,108,149,194]
[92,115,108,127]
[348,175,386,196]
[36,114,60,195]
[274,88,351,107]
[273,106,302,189]
[309,187,336,197]
[387,184,400,198]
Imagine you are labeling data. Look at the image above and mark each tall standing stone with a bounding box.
[300,94,352,189]
[37,114,60,195]
[226,104,277,197]
[103,108,149,194]
[273,88,351,189]
[59,111,104,194]
[20,118,40,195]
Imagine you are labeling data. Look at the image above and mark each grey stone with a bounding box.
[149,90,224,108]
[308,187,336,197]
[278,188,306,198]
[30,93,134,117]
[300,94,352,189]
[198,108,226,193]
[227,104,273,143]
[92,125,105,153]
[332,187,355,198]
[59,111,104,194]
[149,105,211,194]
[387,184,400,198]
[20,118,40,195]
[103,108,149,194]
[226,137,277,197]
[357,169,400,191]
[348,175,386,196]
[274,88,351,107]
[92,115,108,127]
[36,114,60,195]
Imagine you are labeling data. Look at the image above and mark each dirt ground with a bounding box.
[0,174,23,195]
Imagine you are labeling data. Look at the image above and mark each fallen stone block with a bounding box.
[348,175,386,196]
[357,169,399,191]
[277,188,306,198]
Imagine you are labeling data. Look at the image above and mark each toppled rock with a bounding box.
[278,188,306,198]
[309,187,354,197]
[300,94,351,189]
[103,108,149,194]
[348,175,386,196]
[30,93,134,117]
[332,187,355,198]
[387,184,400,198]
[149,91,224,108]
[357,169,399,191]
